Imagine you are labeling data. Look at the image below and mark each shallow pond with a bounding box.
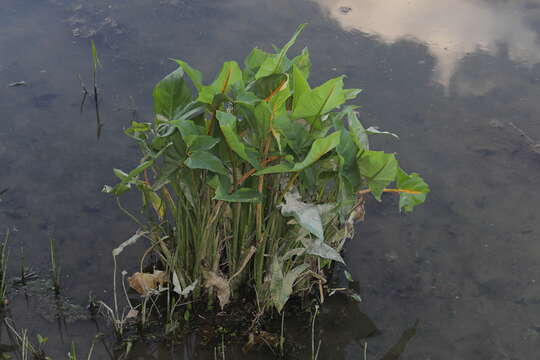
[1,0,540,358]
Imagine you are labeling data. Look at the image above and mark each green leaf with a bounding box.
[291,47,311,79]
[245,48,271,70]
[252,102,272,141]
[291,64,310,111]
[396,168,429,212]
[244,48,271,81]
[104,160,153,195]
[357,151,398,200]
[209,174,263,203]
[344,88,362,100]
[113,168,129,181]
[155,102,206,138]
[153,67,192,119]
[197,61,244,104]
[128,160,153,178]
[216,111,261,169]
[233,89,259,105]
[37,334,48,345]
[255,24,306,79]
[184,151,228,175]
[172,101,206,122]
[212,61,244,92]
[255,131,341,175]
[196,61,243,103]
[345,107,369,151]
[185,135,220,152]
[125,121,151,141]
[292,76,346,119]
[253,73,289,104]
[159,119,201,139]
[91,40,102,71]
[333,115,358,174]
[142,187,166,219]
[215,187,263,203]
[171,59,203,91]
[268,84,291,112]
[332,113,363,216]
[270,257,309,313]
[273,115,311,155]
[196,85,219,104]
[350,292,363,303]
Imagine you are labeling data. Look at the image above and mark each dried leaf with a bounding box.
[279,191,325,240]
[230,246,257,281]
[204,271,230,309]
[128,270,167,296]
[270,257,309,312]
[301,237,345,264]
[126,309,139,319]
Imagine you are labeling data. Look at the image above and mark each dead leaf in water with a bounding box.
[8,81,26,87]
[128,270,167,296]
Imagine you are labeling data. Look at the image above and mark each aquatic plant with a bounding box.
[0,230,9,308]
[104,24,428,322]
[48,236,60,295]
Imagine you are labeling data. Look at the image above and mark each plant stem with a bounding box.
[49,236,60,295]
[358,188,422,195]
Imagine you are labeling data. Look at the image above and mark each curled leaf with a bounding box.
[172,272,198,298]
[128,270,167,297]
[301,237,345,264]
[279,191,334,240]
[365,126,399,139]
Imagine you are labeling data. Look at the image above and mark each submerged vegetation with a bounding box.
[103,23,429,340]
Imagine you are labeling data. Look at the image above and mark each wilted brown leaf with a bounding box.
[126,308,139,319]
[128,270,167,296]
[204,271,230,309]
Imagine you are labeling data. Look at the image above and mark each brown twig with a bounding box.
[235,155,281,187]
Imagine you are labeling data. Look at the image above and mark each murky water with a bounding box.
[1,0,540,358]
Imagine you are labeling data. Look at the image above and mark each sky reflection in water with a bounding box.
[314,0,540,92]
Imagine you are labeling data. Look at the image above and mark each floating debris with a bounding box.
[8,81,26,87]
[489,119,504,128]
[509,122,540,154]
[69,15,123,38]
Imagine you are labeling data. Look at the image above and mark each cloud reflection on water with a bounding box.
[314,0,540,92]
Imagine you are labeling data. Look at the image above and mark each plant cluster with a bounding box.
[104,24,428,324]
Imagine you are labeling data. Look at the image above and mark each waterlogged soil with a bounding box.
[2,0,540,358]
